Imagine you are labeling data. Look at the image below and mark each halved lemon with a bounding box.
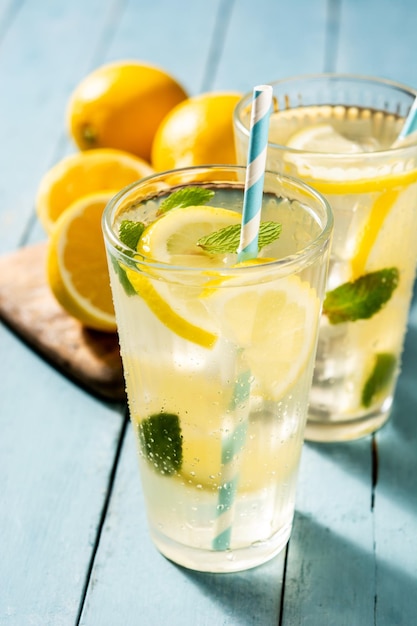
[47,191,117,332]
[36,148,154,233]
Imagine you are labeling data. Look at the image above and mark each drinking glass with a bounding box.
[235,74,417,441]
[102,165,332,571]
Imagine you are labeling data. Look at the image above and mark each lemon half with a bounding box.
[36,148,154,234]
[47,191,117,332]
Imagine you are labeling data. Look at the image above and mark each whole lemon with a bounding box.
[151,92,242,171]
[67,60,188,162]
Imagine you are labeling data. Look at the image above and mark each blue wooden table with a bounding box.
[1,1,416,624]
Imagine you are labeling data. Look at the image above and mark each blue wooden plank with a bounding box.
[0,324,125,625]
[0,0,126,251]
[0,1,127,624]
[98,0,223,95]
[283,441,375,625]
[79,427,285,626]
[213,0,328,92]
[337,0,417,87]
[373,310,417,625]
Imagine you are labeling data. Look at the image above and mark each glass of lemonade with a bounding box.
[102,165,332,572]
[234,74,417,442]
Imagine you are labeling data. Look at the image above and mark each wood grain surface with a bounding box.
[0,242,125,400]
[1,1,416,625]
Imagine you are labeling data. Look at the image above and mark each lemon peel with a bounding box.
[123,266,217,349]
[67,60,188,160]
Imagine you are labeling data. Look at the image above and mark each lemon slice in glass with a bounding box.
[287,123,364,153]
[137,204,241,266]
[124,205,241,348]
[203,272,320,400]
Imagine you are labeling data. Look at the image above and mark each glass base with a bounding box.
[149,522,292,573]
[305,405,391,442]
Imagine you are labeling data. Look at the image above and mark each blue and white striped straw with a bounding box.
[237,84,273,262]
[398,97,417,140]
[211,86,272,553]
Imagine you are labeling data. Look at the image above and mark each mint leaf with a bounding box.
[138,413,182,475]
[323,268,399,324]
[362,353,397,408]
[119,220,145,250]
[197,221,282,254]
[158,186,215,214]
[110,256,136,296]
[110,221,146,296]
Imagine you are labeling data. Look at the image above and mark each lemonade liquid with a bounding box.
[103,167,332,572]
[235,80,417,441]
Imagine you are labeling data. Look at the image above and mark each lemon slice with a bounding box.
[137,205,241,266]
[285,123,417,279]
[204,273,320,400]
[287,123,363,153]
[47,191,117,332]
[124,205,242,348]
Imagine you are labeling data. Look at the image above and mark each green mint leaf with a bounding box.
[111,221,146,296]
[110,256,136,296]
[323,267,399,324]
[197,221,282,254]
[362,353,397,408]
[198,223,241,253]
[158,186,215,214]
[119,220,145,250]
[138,413,182,475]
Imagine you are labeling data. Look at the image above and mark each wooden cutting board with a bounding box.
[0,242,126,401]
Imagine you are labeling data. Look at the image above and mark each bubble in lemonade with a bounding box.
[234,76,417,441]
[103,166,332,573]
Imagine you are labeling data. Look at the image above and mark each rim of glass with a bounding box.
[234,72,417,158]
[102,164,333,275]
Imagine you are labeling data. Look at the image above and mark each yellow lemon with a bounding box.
[66,60,188,161]
[151,92,242,171]
[36,148,154,233]
[47,191,117,332]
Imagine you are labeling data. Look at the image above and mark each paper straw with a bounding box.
[211,86,272,552]
[237,84,273,262]
[398,97,417,140]
[212,369,251,551]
